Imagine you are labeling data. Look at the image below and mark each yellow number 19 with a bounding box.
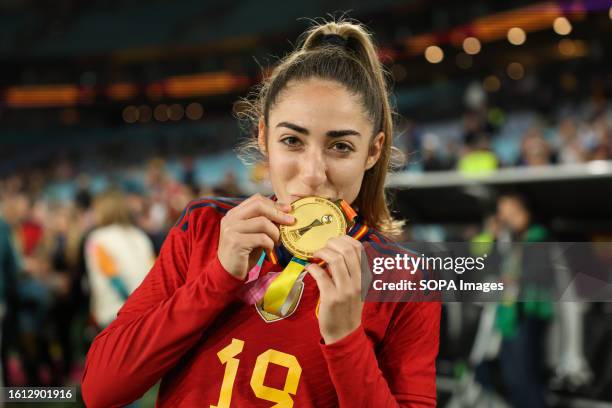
[210,338,302,408]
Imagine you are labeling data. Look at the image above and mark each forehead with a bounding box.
[269,78,372,132]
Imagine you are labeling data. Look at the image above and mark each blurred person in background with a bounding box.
[421,133,455,172]
[492,192,590,407]
[68,184,97,367]
[20,199,75,386]
[1,190,58,386]
[84,190,154,329]
[458,102,498,175]
[211,169,242,196]
[45,203,87,383]
[495,192,552,408]
[458,131,498,174]
[518,126,554,167]
[588,113,612,161]
[143,158,194,253]
[0,200,19,391]
[556,118,587,164]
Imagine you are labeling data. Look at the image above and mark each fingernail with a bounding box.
[284,214,295,223]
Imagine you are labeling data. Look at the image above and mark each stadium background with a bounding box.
[1,0,611,406]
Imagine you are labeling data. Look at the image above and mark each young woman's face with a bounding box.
[259,78,384,205]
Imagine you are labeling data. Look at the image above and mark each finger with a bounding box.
[240,233,275,252]
[234,216,280,244]
[236,197,295,225]
[325,237,362,292]
[335,236,364,287]
[247,193,292,212]
[326,236,362,269]
[313,247,350,290]
[227,194,275,219]
[304,263,334,296]
[241,193,267,206]
[249,193,292,212]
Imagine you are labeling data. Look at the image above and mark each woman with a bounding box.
[85,190,155,328]
[82,19,440,407]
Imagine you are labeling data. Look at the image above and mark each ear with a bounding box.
[365,132,385,170]
[257,118,267,155]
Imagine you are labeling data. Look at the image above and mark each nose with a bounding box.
[299,147,327,189]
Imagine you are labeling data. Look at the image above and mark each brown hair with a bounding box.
[93,190,132,227]
[236,18,405,238]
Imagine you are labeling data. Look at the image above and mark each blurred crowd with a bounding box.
[403,96,612,173]
[0,157,246,389]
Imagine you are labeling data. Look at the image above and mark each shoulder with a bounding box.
[364,228,388,244]
[125,226,154,246]
[362,228,421,262]
[87,225,111,243]
[173,196,247,233]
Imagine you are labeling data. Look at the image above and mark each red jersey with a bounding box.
[81,197,440,408]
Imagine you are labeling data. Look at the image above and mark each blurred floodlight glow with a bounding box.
[462,37,481,55]
[154,104,169,122]
[122,106,138,123]
[507,27,526,45]
[107,83,138,101]
[425,45,444,63]
[147,83,164,100]
[558,39,587,57]
[138,105,152,123]
[507,62,525,80]
[168,104,184,121]
[186,103,204,120]
[553,16,572,35]
[483,75,501,92]
[558,39,576,56]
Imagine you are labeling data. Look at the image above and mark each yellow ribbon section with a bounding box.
[262,257,307,316]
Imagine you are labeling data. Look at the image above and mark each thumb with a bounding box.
[305,263,334,295]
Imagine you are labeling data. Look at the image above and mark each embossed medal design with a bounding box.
[280,197,347,259]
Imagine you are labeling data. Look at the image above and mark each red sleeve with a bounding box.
[81,206,244,408]
[319,301,440,407]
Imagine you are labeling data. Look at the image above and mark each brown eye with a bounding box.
[331,142,354,153]
[280,136,302,147]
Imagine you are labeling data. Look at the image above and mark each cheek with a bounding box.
[327,158,367,193]
[268,150,298,180]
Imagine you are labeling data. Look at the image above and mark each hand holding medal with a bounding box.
[263,196,365,345]
[218,194,295,280]
[305,235,365,345]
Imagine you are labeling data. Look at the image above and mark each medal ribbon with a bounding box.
[262,256,308,316]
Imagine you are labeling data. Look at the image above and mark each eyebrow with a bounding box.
[276,121,361,138]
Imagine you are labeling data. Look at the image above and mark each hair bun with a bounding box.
[317,33,348,48]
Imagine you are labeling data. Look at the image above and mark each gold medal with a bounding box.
[261,196,356,318]
[280,196,347,260]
